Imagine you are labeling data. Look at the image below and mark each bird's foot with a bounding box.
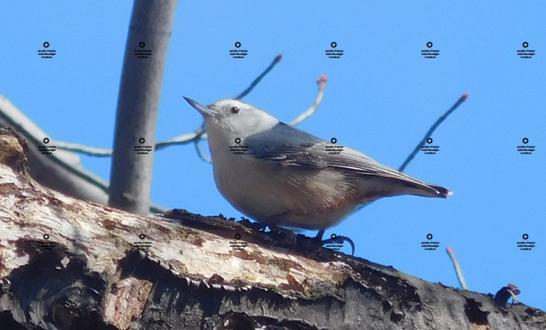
[248,222,297,245]
[316,230,356,255]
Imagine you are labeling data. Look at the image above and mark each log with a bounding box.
[1,128,544,329]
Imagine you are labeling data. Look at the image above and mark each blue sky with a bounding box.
[2,1,545,311]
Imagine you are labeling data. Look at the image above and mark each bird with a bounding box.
[184,97,452,241]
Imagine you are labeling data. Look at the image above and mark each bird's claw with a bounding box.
[321,235,356,255]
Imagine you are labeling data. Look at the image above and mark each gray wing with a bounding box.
[245,122,452,198]
[245,121,392,174]
[244,122,328,168]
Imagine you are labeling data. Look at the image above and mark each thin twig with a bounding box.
[55,142,112,157]
[234,54,283,100]
[52,124,208,156]
[446,246,468,290]
[195,140,212,162]
[155,124,207,150]
[398,92,469,172]
[289,74,328,126]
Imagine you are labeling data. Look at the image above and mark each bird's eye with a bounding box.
[231,107,239,114]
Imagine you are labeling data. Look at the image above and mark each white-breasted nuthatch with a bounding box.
[185,97,453,238]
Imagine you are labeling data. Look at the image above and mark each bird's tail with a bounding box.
[428,184,454,198]
[397,179,453,199]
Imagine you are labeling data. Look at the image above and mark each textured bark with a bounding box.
[1,129,545,330]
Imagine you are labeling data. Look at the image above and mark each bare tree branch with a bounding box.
[234,54,283,100]
[0,95,109,202]
[109,0,178,214]
[0,95,167,214]
[447,246,469,290]
[55,141,112,157]
[288,74,328,126]
[398,92,469,172]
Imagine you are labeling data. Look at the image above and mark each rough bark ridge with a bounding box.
[1,129,545,329]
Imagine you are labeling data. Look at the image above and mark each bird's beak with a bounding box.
[184,97,216,117]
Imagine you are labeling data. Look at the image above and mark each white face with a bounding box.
[205,99,279,140]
